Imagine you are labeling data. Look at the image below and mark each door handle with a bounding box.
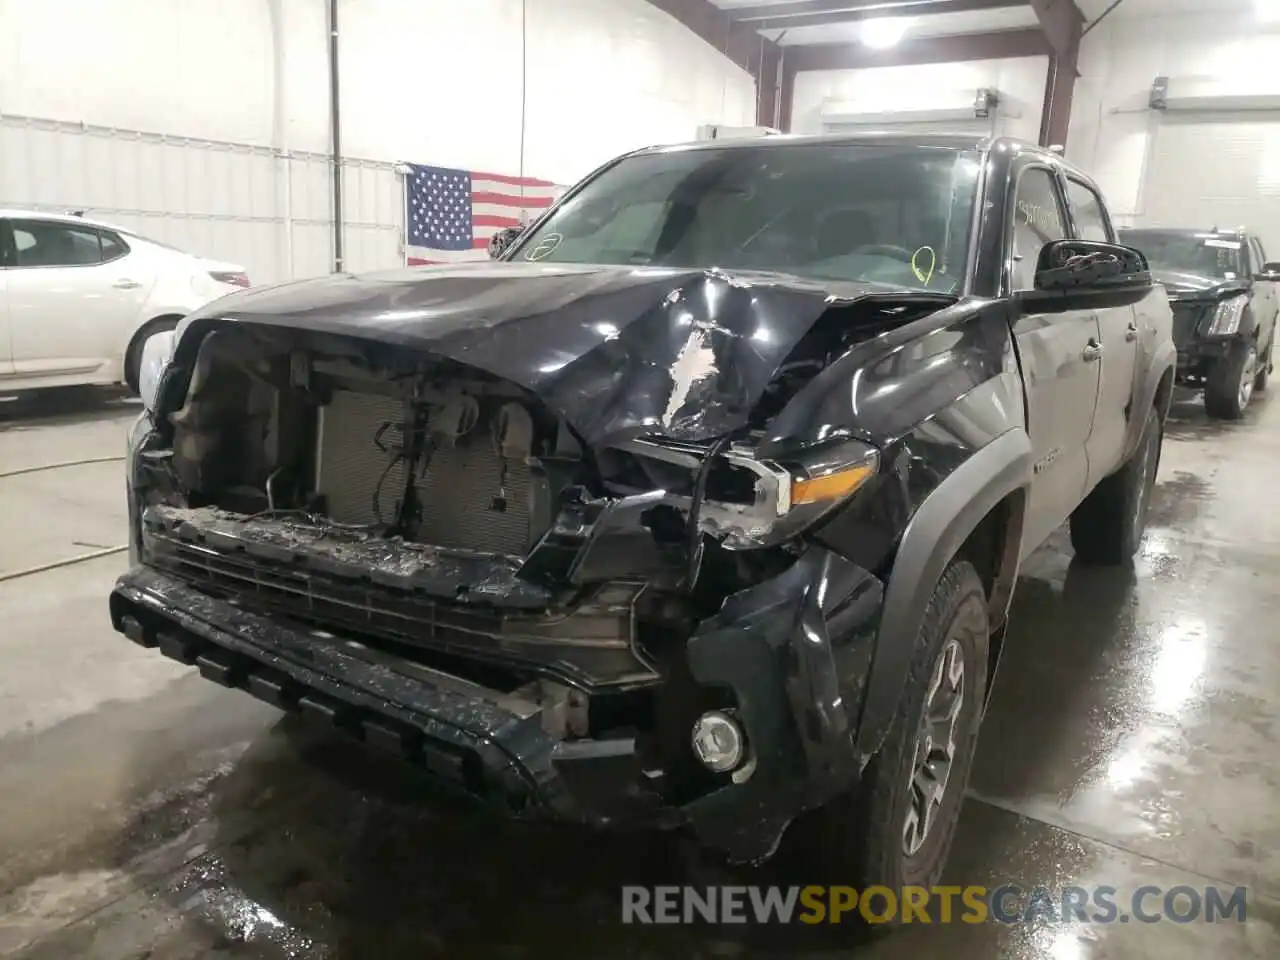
[1125,322,1139,342]
[1082,340,1104,362]
[113,278,141,290]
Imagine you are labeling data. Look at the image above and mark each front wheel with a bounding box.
[1204,340,1258,419]
[1070,405,1162,565]
[785,560,989,893]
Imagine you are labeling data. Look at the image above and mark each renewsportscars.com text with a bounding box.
[621,885,1249,925]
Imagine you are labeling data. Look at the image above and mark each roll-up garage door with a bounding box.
[1140,112,1280,251]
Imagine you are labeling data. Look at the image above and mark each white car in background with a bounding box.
[0,210,248,393]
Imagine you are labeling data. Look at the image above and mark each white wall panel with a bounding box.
[0,0,754,283]
[791,58,1049,145]
[0,114,400,286]
[523,0,756,184]
[0,0,286,147]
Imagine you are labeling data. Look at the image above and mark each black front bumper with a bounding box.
[109,549,883,863]
[1176,337,1238,382]
[1171,300,1240,382]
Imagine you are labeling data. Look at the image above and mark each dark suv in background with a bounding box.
[1120,227,1279,419]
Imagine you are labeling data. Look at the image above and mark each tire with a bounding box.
[786,560,989,895]
[1203,340,1258,420]
[124,318,180,395]
[1069,405,1162,566]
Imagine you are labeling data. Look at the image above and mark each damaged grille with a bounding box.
[316,390,535,555]
[1171,302,1207,349]
[140,505,659,688]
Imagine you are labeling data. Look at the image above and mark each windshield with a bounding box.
[508,143,982,294]
[1120,229,1244,280]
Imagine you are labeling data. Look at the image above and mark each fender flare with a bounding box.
[1124,340,1176,461]
[854,427,1032,758]
[1238,303,1262,341]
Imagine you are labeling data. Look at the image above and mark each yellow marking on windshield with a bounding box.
[911,246,937,285]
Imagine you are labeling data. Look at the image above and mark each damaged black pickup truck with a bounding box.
[111,135,1175,889]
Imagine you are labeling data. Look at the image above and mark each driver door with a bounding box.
[1007,163,1103,558]
[1250,236,1279,350]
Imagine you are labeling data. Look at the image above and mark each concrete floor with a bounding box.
[0,386,1278,959]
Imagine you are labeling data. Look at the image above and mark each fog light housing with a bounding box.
[691,711,745,773]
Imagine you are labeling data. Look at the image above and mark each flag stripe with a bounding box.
[473,214,521,229]
[472,171,555,188]
[471,191,554,208]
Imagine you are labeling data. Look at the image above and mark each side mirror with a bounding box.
[1257,261,1280,281]
[138,329,176,412]
[487,226,524,259]
[1015,239,1153,313]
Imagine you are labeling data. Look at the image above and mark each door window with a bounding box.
[1010,168,1068,291]
[11,220,108,267]
[100,231,129,262]
[1065,179,1113,242]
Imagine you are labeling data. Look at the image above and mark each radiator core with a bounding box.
[315,390,534,556]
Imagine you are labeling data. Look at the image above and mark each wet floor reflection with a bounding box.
[6,391,1280,958]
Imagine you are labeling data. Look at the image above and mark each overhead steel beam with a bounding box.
[787,28,1050,72]
[734,0,1026,30]
[1027,1,1081,147]
[1028,0,1083,59]
[640,0,782,127]
[756,43,784,127]
[642,0,777,77]
[779,56,798,132]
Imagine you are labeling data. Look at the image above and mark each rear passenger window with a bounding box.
[1066,179,1112,243]
[100,231,128,261]
[1011,168,1068,291]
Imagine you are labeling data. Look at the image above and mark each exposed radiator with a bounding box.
[315,390,535,556]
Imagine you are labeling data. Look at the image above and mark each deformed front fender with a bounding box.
[681,546,884,863]
[1124,337,1176,462]
[854,427,1032,759]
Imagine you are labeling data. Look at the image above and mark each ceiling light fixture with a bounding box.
[860,17,909,49]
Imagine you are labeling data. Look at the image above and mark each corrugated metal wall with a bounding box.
[0,113,404,286]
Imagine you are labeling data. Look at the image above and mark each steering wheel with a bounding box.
[851,244,916,262]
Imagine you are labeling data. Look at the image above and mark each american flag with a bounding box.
[404,162,561,265]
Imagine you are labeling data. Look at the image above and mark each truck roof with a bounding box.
[1120,226,1251,239]
[645,131,992,153]
[632,132,1097,187]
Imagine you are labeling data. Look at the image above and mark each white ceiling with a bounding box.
[1076,0,1253,16]
[759,6,1039,46]
[709,0,1268,45]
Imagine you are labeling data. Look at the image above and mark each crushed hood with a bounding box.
[182,261,948,448]
[1153,270,1250,301]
